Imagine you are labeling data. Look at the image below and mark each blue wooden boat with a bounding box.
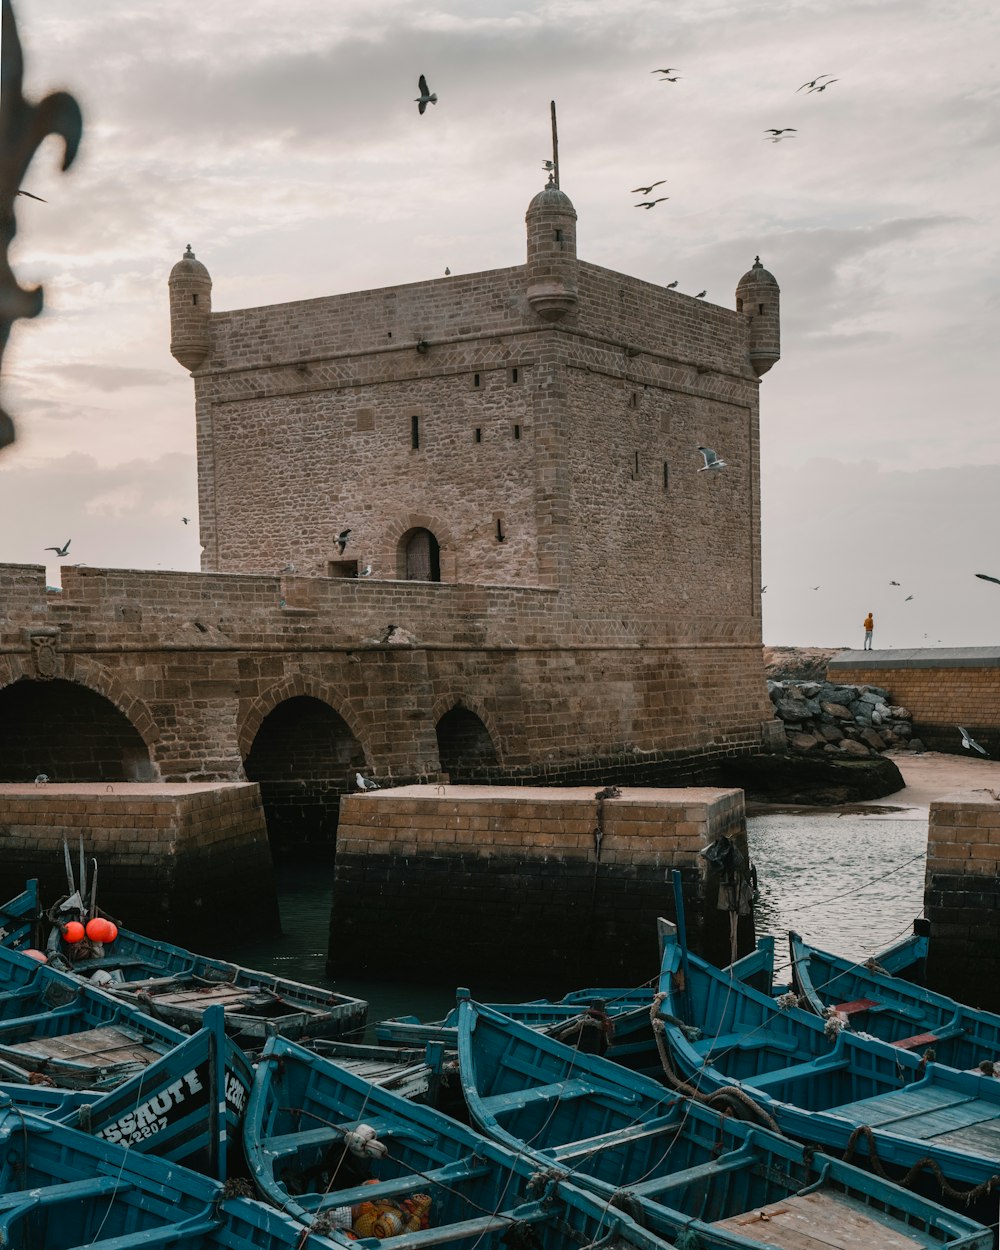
[3,879,368,1045]
[456,993,991,1250]
[0,1096,226,1246]
[788,930,1000,1071]
[245,1033,686,1250]
[656,921,1000,1210]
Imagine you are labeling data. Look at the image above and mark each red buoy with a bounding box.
[23,948,48,962]
[62,921,85,943]
[103,921,118,943]
[85,917,111,942]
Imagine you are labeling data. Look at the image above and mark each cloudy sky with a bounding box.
[2,0,998,650]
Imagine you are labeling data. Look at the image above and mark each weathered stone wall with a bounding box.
[0,782,276,945]
[330,785,752,987]
[828,649,1000,754]
[0,561,775,853]
[925,792,1000,1010]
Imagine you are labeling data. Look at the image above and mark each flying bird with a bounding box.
[657,75,681,82]
[666,280,678,289]
[631,181,666,194]
[415,74,437,114]
[695,290,706,298]
[808,78,839,92]
[44,540,71,557]
[696,446,726,472]
[336,528,351,555]
[890,580,900,585]
[761,585,768,593]
[959,726,988,756]
[905,595,914,601]
[16,189,46,202]
[975,573,1000,585]
[811,585,820,591]
[635,198,668,209]
[651,68,679,75]
[797,74,832,92]
[182,517,190,525]
[356,772,380,791]
[763,128,797,135]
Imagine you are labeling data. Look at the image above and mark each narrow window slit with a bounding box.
[411,415,420,449]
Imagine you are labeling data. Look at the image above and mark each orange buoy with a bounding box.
[62,921,85,943]
[103,921,118,943]
[85,917,111,942]
[22,948,48,962]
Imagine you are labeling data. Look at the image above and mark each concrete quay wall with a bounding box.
[926,791,1000,1009]
[330,785,752,987]
[0,783,277,947]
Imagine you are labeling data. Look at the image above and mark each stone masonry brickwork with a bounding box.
[330,785,751,984]
[829,649,1000,755]
[0,783,277,945]
[926,792,1000,1011]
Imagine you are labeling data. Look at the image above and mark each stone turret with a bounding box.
[525,180,578,321]
[736,256,780,377]
[169,245,212,372]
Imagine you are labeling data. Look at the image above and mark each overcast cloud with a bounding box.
[1,0,999,647]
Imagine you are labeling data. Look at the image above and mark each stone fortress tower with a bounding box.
[164,177,782,829]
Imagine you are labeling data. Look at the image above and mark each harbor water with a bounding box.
[216,807,928,1034]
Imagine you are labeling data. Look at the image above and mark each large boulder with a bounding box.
[724,752,905,806]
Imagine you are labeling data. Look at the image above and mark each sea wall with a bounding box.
[0,782,276,946]
[766,677,921,757]
[925,791,1000,1010]
[329,784,752,988]
[828,648,1000,755]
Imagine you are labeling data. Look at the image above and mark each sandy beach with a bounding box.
[862,749,1000,813]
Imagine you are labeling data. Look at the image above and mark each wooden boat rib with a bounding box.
[455,992,991,1250]
[245,1033,688,1250]
[656,920,1000,1216]
[788,930,1000,1071]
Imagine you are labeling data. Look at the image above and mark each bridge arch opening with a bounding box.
[0,678,154,782]
[243,695,366,858]
[436,705,499,780]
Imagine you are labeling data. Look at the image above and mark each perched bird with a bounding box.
[415,74,437,114]
[696,446,726,472]
[444,267,450,275]
[797,74,832,92]
[808,78,839,92]
[975,573,1000,585]
[282,563,296,573]
[595,785,621,800]
[336,528,351,555]
[360,565,372,577]
[17,189,46,202]
[763,128,797,135]
[182,517,190,525]
[635,198,668,209]
[542,160,555,171]
[959,726,988,756]
[44,539,71,557]
[695,290,706,298]
[356,772,380,791]
[631,180,666,195]
[33,774,49,785]
[666,280,678,289]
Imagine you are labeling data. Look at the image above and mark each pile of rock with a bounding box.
[768,680,925,758]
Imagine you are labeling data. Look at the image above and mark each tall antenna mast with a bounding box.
[550,100,560,189]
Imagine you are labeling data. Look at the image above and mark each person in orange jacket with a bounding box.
[863,612,874,650]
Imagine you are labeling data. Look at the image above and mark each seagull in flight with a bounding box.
[657,75,681,82]
[905,595,914,601]
[415,74,437,114]
[811,585,820,591]
[635,198,668,209]
[975,573,1000,585]
[182,517,190,525]
[959,726,988,756]
[336,528,351,555]
[355,772,380,791]
[761,585,768,593]
[651,68,679,75]
[631,180,666,195]
[17,189,46,202]
[797,74,833,92]
[697,446,726,472]
[763,128,797,135]
[666,280,678,289]
[695,290,706,298]
[44,539,71,557]
[808,78,839,93]
[890,580,900,585]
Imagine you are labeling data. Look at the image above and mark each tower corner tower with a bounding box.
[525,181,578,322]
[735,256,780,377]
[169,244,212,372]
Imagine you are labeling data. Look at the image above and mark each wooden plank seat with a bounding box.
[0,1175,120,1211]
[352,1205,549,1249]
[713,1189,926,1248]
[617,1144,758,1200]
[833,998,880,1017]
[551,1112,684,1162]
[481,1077,620,1116]
[0,1025,164,1070]
[264,1114,435,1160]
[294,1158,493,1213]
[747,1054,850,1094]
[691,1032,799,1060]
